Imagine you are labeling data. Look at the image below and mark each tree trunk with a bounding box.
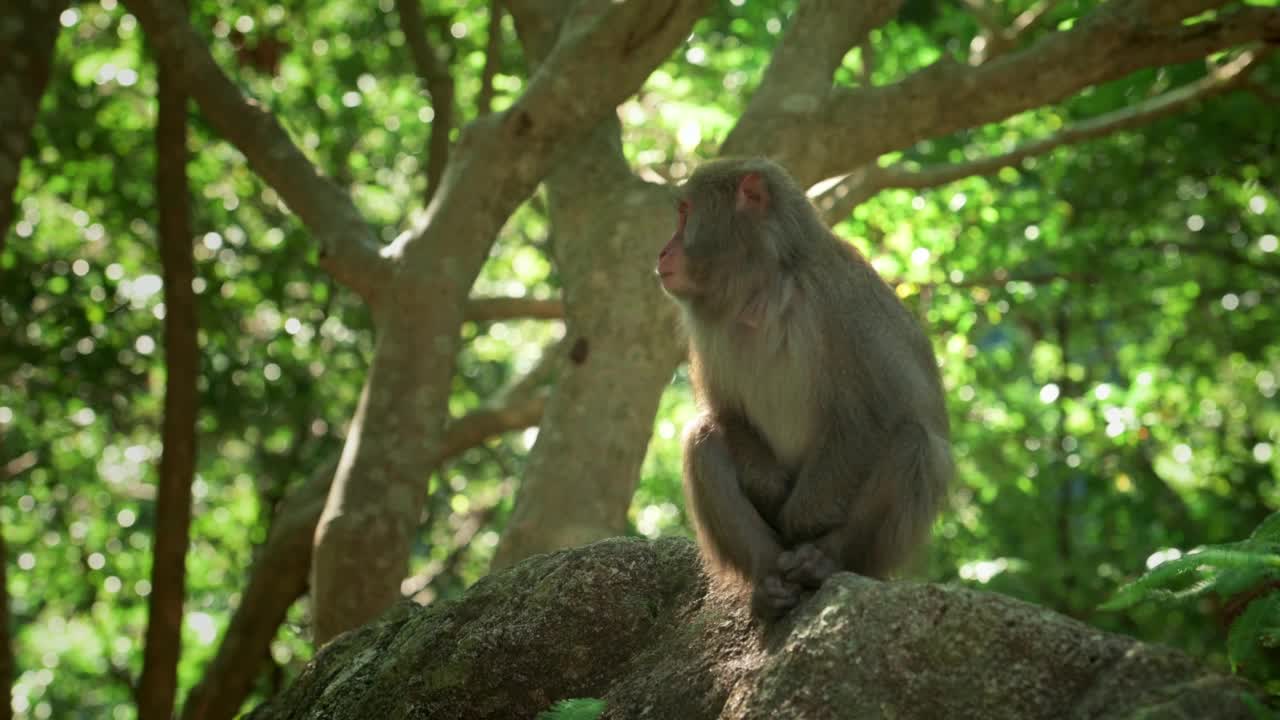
[493,119,686,568]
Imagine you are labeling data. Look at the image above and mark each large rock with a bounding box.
[248,537,1264,719]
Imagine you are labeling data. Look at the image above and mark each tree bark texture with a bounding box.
[308,0,712,644]
[0,0,68,255]
[111,0,1280,701]
[492,117,687,568]
[138,18,200,718]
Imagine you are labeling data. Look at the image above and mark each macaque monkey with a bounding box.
[656,157,953,620]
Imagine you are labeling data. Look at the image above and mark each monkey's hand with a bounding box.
[777,543,836,589]
[750,572,803,621]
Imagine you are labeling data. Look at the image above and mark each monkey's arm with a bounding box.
[683,413,789,576]
[683,413,807,618]
[778,418,950,580]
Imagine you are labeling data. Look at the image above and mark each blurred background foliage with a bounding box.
[2,0,1279,717]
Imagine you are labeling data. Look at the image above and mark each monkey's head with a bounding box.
[656,158,818,317]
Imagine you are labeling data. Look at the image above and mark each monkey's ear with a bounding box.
[735,172,769,212]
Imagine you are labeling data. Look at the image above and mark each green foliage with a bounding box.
[1103,512,1280,691]
[4,0,1279,717]
[535,698,607,720]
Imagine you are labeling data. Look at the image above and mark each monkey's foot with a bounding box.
[777,543,835,589]
[750,574,802,621]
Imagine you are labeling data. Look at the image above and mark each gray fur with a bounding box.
[662,157,953,620]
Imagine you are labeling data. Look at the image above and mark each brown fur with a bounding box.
[657,157,953,620]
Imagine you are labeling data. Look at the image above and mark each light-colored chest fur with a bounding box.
[696,318,820,467]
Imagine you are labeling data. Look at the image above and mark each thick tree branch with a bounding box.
[736,2,1280,186]
[395,0,456,207]
[392,0,709,274]
[465,296,564,323]
[138,18,199,718]
[121,0,391,300]
[503,0,572,62]
[312,0,707,644]
[816,49,1267,221]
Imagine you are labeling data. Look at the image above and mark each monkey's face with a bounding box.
[656,198,700,298]
[658,164,781,311]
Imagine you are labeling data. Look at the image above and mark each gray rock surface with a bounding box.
[248,537,1265,720]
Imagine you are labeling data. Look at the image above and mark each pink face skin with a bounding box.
[656,199,695,296]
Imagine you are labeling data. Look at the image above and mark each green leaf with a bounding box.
[536,698,607,720]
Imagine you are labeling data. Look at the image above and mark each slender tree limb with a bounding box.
[0,460,11,720]
[960,0,1005,42]
[465,296,564,323]
[395,0,456,207]
[438,393,549,460]
[1146,0,1236,26]
[478,0,505,115]
[179,459,332,720]
[967,0,1063,64]
[728,2,1280,186]
[121,0,391,301]
[138,14,199,717]
[1,451,37,479]
[0,0,68,256]
[812,165,882,226]
[1010,0,1061,36]
[1244,79,1280,105]
[817,49,1268,222]
[885,50,1264,187]
[180,337,561,719]
[404,478,515,602]
[737,0,904,122]
[857,40,875,86]
[494,336,568,406]
[388,0,710,275]
[1156,239,1280,281]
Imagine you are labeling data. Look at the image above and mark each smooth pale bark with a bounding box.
[123,0,712,646]
[492,3,687,568]
[493,119,686,568]
[724,1,1280,184]
[116,0,1279,704]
